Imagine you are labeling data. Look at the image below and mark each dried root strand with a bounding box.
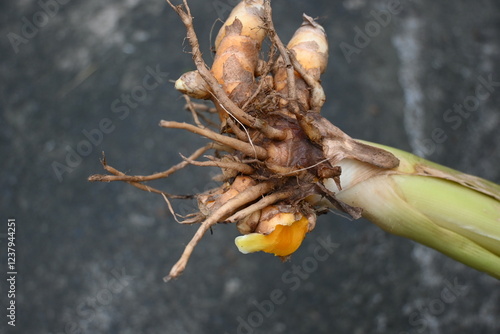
[160,120,267,160]
[181,154,255,175]
[227,189,295,224]
[183,95,219,129]
[262,0,300,115]
[165,180,275,281]
[226,117,251,142]
[97,163,184,198]
[88,144,213,183]
[87,147,220,199]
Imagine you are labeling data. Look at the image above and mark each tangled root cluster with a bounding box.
[89,0,399,281]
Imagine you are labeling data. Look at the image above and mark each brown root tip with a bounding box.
[88,175,106,182]
[301,13,324,32]
[163,275,174,283]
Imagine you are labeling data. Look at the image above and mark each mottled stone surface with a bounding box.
[1,0,499,333]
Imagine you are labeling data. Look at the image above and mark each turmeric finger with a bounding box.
[211,0,267,125]
[288,14,328,81]
[274,14,328,111]
[214,0,266,51]
[175,70,211,100]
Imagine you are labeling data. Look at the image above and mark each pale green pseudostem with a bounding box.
[324,141,500,279]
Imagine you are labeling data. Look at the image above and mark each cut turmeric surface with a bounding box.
[235,216,309,256]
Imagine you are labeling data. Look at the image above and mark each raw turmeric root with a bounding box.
[90,1,500,281]
[89,0,500,286]
[89,0,400,280]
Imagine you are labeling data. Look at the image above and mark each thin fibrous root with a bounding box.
[226,118,251,142]
[164,180,276,281]
[161,193,182,223]
[160,120,268,160]
[183,95,206,128]
[162,192,204,225]
[263,0,299,115]
[188,102,217,113]
[183,95,220,129]
[180,154,255,174]
[88,153,191,199]
[288,51,326,112]
[88,144,213,183]
[225,189,295,223]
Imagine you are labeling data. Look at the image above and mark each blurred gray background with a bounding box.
[1,0,499,333]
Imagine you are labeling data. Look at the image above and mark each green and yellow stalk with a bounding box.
[330,141,500,278]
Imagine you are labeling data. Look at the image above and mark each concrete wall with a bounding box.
[2,0,499,333]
